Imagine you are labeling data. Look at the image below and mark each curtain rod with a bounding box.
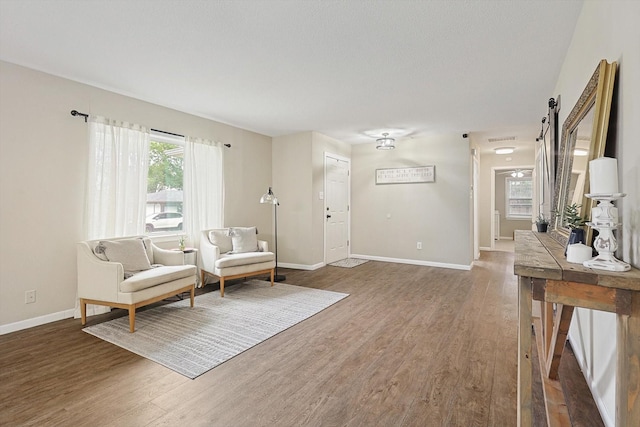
[70,109,230,147]
[70,110,89,122]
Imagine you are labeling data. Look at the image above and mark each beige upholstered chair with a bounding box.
[77,236,197,332]
[200,227,275,297]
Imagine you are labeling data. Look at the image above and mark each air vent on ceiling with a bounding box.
[487,136,517,143]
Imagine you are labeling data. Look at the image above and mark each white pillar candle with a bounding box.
[589,157,619,194]
[567,243,593,264]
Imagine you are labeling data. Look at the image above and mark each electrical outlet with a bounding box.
[417,242,422,250]
[25,290,36,304]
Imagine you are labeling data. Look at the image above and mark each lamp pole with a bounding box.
[273,199,285,281]
[260,187,285,282]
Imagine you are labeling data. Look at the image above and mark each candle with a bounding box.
[567,243,593,264]
[589,157,618,194]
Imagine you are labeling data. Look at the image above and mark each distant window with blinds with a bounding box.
[505,177,533,219]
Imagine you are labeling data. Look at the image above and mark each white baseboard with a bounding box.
[278,262,324,271]
[479,246,492,251]
[0,308,75,335]
[0,256,466,334]
[568,336,614,427]
[350,254,471,271]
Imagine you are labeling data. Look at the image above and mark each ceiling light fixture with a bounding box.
[495,147,515,155]
[376,133,395,150]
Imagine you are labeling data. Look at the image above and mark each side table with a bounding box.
[174,247,200,287]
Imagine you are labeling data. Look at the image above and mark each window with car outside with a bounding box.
[505,177,533,220]
[146,131,184,234]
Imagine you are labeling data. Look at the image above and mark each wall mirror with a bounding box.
[550,59,617,245]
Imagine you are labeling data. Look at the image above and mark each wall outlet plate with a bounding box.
[25,290,36,304]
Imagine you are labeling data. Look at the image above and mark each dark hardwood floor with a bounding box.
[0,251,599,426]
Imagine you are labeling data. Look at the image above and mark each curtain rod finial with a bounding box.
[70,109,88,122]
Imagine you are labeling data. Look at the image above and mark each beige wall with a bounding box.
[0,61,272,330]
[350,135,471,267]
[272,132,314,266]
[272,131,351,268]
[555,2,640,425]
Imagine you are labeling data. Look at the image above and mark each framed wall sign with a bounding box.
[375,166,435,184]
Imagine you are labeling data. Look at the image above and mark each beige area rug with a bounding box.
[83,280,348,379]
[328,258,369,268]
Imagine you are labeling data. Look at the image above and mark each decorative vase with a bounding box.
[564,228,585,256]
[536,223,548,233]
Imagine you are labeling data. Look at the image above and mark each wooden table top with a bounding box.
[514,230,640,292]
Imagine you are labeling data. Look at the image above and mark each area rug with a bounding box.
[83,280,348,379]
[328,258,369,268]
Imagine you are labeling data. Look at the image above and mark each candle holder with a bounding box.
[583,193,630,272]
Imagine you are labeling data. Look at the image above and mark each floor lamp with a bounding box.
[260,187,286,282]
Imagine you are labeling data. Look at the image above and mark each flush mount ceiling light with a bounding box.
[376,133,395,150]
[495,147,515,155]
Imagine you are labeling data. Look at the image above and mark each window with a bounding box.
[86,117,223,240]
[505,177,533,219]
[146,131,185,234]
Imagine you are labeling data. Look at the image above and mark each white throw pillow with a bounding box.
[142,237,154,264]
[209,229,233,254]
[99,238,152,272]
[228,227,259,253]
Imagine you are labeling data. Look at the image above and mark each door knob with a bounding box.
[326,214,332,219]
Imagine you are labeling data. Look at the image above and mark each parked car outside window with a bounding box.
[146,212,183,232]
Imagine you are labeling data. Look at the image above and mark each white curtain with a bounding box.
[85,116,150,239]
[183,136,224,259]
[77,116,149,318]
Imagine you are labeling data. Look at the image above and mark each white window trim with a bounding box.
[505,176,533,220]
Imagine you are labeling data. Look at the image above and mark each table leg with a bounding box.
[518,276,533,427]
[616,292,640,426]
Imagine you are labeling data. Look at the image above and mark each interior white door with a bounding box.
[325,154,350,264]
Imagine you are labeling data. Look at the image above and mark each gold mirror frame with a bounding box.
[550,59,617,245]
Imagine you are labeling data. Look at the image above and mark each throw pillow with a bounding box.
[99,238,152,273]
[209,229,233,254]
[142,237,154,264]
[93,242,109,261]
[228,227,260,253]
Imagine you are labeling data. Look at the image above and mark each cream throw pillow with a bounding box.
[229,227,260,253]
[99,238,152,273]
[209,229,233,254]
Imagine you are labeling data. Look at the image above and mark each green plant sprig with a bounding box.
[563,203,587,229]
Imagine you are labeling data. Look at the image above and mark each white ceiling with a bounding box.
[0,0,583,148]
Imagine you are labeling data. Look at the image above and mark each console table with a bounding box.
[514,230,640,426]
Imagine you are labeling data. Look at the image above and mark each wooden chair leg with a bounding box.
[128,306,136,333]
[220,277,225,297]
[270,269,274,286]
[201,270,206,286]
[190,285,195,307]
[80,299,87,325]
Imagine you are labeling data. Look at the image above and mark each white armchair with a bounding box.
[200,227,275,297]
[77,236,197,332]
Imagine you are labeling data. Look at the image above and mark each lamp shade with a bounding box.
[260,187,278,204]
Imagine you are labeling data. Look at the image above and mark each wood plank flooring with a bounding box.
[0,252,595,426]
